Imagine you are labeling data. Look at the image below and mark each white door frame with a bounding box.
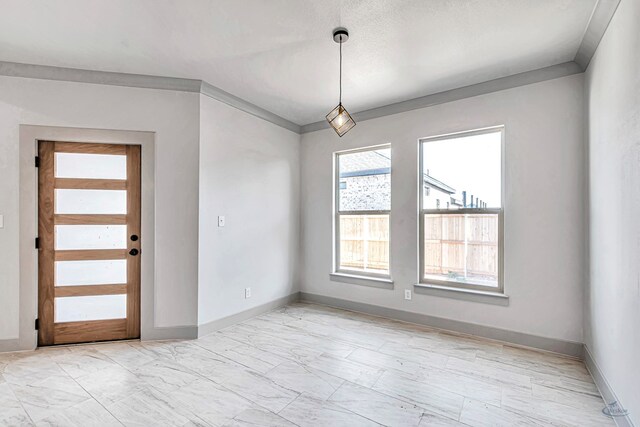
[13,125,155,351]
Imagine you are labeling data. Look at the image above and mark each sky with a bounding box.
[422,131,502,208]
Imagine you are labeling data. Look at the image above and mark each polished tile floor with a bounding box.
[0,303,613,426]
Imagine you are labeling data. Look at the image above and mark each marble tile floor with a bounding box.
[0,303,614,426]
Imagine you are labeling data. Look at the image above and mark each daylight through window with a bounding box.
[335,146,391,277]
[420,128,503,291]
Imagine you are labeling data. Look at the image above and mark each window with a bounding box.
[335,145,391,277]
[419,127,503,292]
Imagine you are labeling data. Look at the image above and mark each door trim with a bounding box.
[125,144,141,338]
[37,141,55,345]
[4,125,156,353]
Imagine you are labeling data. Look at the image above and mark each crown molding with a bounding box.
[0,59,582,137]
[0,0,618,136]
[574,0,621,71]
[300,61,583,134]
[300,0,620,133]
[199,81,301,133]
[0,60,202,92]
[0,60,300,134]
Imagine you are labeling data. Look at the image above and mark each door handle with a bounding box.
[130,234,139,241]
[129,248,139,256]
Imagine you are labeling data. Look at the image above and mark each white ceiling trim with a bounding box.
[0,0,619,135]
[302,0,620,133]
[300,61,582,134]
[0,58,584,136]
[0,60,201,92]
[0,60,301,134]
[574,0,621,70]
[200,81,301,133]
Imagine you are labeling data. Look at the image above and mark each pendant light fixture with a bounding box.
[326,27,356,137]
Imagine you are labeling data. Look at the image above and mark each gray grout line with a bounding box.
[161,339,306,416]
[56,362,127,427]
[274,392,301,418]
[6,383,38,426]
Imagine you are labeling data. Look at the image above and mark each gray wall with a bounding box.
[0,74,302,351]
[585,0,640,423]
[300,74,586,343]
[0,76,201,347]
[197,95,300,327]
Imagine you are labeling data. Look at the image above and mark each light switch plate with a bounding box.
[218,216,225,227]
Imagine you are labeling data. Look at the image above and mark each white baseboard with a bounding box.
[299,292,584,358]
[584,346,635,427]
[197,292,300,338]
[142,325,198,341]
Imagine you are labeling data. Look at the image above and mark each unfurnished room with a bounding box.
[0,0,638,426]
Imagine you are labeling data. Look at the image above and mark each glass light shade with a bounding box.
[326,103,356,137]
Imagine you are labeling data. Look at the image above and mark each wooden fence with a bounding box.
[338,213,498,282]
[339,215,389,273]
[423,213,498,282]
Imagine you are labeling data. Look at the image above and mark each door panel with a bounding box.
[55,189,127,214]
[55,294,127,323]
[38,141,141,346]
[55,259,127,286]
[54,224,128,250]
[54,319,127,345]
[55,152,127,179]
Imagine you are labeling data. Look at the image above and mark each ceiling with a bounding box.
[0,0,597,126]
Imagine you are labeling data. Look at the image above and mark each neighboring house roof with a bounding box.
[339,150,459,198]
[340,149,391,178]
[341,167,390,178]
[423,174,455,194]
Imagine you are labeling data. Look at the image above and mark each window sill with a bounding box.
[414,283,509,306]
[330,272,394,289]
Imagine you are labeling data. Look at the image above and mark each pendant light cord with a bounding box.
[339,36,342,104]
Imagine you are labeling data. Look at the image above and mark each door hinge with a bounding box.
[35,237,40,249]
[35,156,40,167]
[35,318,39,330]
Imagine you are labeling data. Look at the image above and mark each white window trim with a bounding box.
[414,282,509,306]
[418,126,505,294]
[330,272,394,289]
[333,144,392,280]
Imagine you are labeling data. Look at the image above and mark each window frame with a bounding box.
[418,126,505,294]
[334,144,392,280]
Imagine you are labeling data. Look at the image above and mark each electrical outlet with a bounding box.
[245,287,251,299]
[404,289,412,300]
[218,216,225,227]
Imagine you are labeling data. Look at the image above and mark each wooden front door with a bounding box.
[37,141,141,346]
